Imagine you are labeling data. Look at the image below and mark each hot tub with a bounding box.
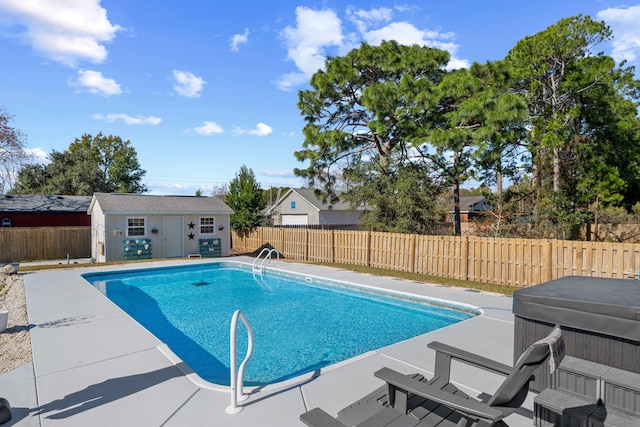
[513,276,640,391]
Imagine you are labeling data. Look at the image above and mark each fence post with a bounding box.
[304,229,309,261]
[366,231,372,267]
[257,227,263,250]
[410,234,417,274]
[461,235,469,282]
[546,239,554,282]
[331,230,335,263]
[280,227,288,256]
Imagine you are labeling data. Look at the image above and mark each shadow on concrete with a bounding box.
[33,365,185,420]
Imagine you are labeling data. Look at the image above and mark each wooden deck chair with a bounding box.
[301,326,563,427]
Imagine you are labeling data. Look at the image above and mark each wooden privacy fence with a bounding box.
[0,226,91,263]
[232,227,640,287]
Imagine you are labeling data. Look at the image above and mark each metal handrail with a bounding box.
[252,248,280,273]
[259,249,280,269]
[225,310,254,414]
[252,248,271,272]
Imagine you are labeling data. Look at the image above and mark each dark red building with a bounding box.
[0,195,91,227]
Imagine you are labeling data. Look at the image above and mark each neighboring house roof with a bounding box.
[0,194,92,213]
[89,193,233,215]
[268,188,366,213]
[452,196,491,213]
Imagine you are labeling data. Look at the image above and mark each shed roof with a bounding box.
[0,195,92,213]
[89,193,233,215]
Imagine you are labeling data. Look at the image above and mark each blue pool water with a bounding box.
[84,263,476,386]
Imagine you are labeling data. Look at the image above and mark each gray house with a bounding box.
[448,196,492,223]
[267,188,365,226]
[88,193,233,262]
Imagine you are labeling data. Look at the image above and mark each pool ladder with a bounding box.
[252,248,280,273]
[225,309,254,414]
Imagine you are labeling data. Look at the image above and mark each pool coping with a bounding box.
[2,257,536,427]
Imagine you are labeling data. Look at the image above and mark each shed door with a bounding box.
[281,214,308,225]
[164,216,183,258]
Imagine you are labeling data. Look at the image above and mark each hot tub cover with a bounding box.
[513,276,640,341]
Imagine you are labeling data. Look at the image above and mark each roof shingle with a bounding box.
[91,193,233,215]
[0,195,91,213]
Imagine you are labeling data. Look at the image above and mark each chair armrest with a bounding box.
[375,368,504,422]
[428,341,512,376]
[300,408,348,427]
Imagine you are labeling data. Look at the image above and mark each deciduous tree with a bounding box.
[0,108,31,193]
[12,133,147,195]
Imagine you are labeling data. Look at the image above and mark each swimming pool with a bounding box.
[84,262,477,386]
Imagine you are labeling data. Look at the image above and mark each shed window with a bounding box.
[200,217,215,235]
[127,217,146,236]
[291,201,296,209]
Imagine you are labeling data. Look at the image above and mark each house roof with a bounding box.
[452,196,489,213]
[0,194,92,213]
[89,193,233,215]
[269,188,366,213]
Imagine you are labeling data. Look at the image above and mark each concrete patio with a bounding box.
[0,257,535,426]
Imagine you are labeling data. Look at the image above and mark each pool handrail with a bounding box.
[252,248,271,272]
[225,309,254,414]
[260,249,280,269]
[252,248,280,273]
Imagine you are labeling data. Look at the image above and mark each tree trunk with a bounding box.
[496,162,503,215]
[530,127,539,208]
[553,146,560,192]
[453,177,461,236]
[452,150,462,236]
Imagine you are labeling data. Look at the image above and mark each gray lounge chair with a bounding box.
[301,327,563,427]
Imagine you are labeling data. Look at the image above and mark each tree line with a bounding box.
[0,126,147,196]
[3,15,639,240]
[293,15,640,239]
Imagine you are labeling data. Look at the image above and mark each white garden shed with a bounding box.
[88,193,233,262]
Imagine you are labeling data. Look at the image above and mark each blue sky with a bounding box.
[1,1,639,195]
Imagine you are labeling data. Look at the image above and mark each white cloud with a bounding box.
[277,7,343,90]
[145,181,190,195]
[194,121,224,135]
[248,123,273,136]
[597,5,640,63]
[363,21,426,45]
[70,69,121,96]
[93,113,161,125]
[231,28,249,52]
[236,123,273,136]
[262,169,296,178]
[0,0,122,67]
[363,21,468,69]
[172,70,205,98]
[346,6,392,34]
[446,57,470,70]
[277,6,470,90]
[25,147,49,164]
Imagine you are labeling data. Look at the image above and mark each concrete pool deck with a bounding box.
[0,257,535,426]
